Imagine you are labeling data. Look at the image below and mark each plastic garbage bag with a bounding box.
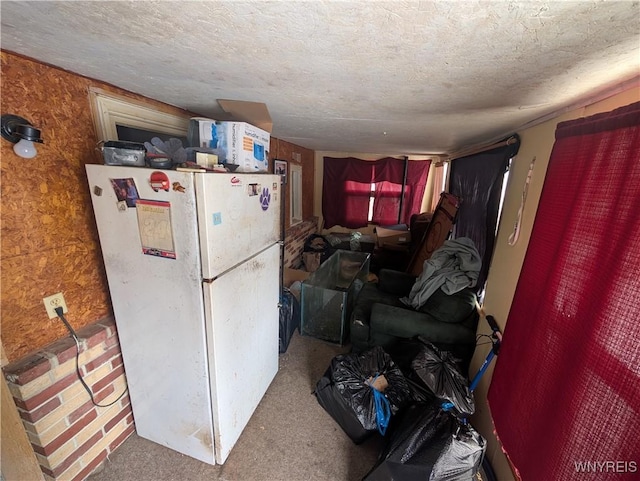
[314,346,412,444]
[383,337,463,405]
[325,233,342,247]
[411,342,475,416]
[363,402,485,481]
[303,234,332,271]
[278,287,300,353]
[383,347,434,404]
[430,422,486,481]
[350,231,362,251]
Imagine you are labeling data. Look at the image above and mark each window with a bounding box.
[429,161,450,212]
[367,183,376,221]
[367,181,406,224]
[290,164,302,226]
[495,158,511,235]
[322,157,431,229]
[89,88,189,143]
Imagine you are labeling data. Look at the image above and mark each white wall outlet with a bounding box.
[43,292,68,319]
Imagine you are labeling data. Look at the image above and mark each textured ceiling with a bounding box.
[1,1,639,155]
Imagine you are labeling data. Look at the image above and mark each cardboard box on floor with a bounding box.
[284,268,310,287]
[284,268,309,303]
[375,226,411,249]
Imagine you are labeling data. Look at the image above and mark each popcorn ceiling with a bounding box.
[1,1,638,154]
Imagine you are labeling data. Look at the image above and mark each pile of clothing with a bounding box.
[402,237,481,310]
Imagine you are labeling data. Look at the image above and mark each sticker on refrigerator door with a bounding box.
[259,187,271,211]
[149,171,170,192]
[136,199,176,259]
[110,178,140,208]
[230,176,242,187]
[248,183,260,196]
[212,212,222,225]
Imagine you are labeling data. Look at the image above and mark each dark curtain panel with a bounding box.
[323,157,375,228]
[323,157,430,229]
[449,136,520,291]
[488,101,640,480]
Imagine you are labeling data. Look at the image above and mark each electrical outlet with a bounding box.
[43,292,68,319]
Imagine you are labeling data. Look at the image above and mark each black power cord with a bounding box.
[54,307,128,407]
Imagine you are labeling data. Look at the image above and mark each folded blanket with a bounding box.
[401,237,481,310]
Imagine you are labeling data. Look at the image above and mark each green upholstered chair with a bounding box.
[350,268,479,367]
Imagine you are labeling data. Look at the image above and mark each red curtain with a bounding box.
[322,157,430,228]
[488,101,640,480]
[343,180,372,227]
[372,160,431,225]
[371,181,402,225]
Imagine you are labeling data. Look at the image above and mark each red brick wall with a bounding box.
[2,318,133,481]
[283,218,318,268]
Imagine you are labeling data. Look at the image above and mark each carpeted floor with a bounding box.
[87,331,384,481]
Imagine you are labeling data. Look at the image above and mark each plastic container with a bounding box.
[101,141,146,167]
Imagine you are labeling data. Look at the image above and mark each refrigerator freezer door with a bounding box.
[202,242,280,464]
[195,173,281,279]
[85,165,216,464]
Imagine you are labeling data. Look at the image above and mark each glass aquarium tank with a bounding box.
[301,250,370,344]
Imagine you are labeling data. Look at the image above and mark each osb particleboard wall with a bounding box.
[1,51,317,364]
[0,52,192,362]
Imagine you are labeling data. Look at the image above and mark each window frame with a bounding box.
[89,87,189,142]
[290,164,303,226]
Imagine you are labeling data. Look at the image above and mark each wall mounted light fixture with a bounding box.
[1,114,44,158]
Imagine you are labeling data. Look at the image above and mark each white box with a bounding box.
[188,118,270,173]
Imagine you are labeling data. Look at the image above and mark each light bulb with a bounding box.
[13,138,37,158]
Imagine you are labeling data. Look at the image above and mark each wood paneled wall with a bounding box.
[1,51,316,363]
[270,139,314,230]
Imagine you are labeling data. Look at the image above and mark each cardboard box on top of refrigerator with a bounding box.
[188,100,273,173]
[188,118,270,173]
[217,99,273,133]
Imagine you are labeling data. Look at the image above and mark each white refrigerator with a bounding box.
[85,164,282,465]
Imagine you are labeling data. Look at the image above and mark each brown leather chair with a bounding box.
[371,192,460,275]
[407,192,461,276]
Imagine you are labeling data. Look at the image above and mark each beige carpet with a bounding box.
[87,331,384,481]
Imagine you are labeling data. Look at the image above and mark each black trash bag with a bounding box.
[383,337,440,403]
[430,422,486,481]
[314,346,412,444]
[363,401,485,481]
[303,234,332,261]
[279,287,300,353]
[411,342,475,417]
